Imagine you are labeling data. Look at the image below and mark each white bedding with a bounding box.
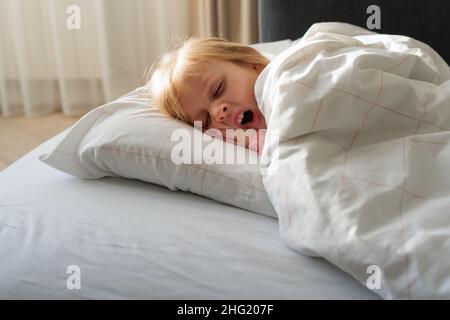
[257,22,450,299]
[0,129,377,299]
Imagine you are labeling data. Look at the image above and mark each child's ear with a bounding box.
[252,64,264,73]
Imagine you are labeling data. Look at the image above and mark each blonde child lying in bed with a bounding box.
[149,37,269,154]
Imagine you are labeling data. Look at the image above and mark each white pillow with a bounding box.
[39,86,277,218]
[38,41,296,218]
[250,39,294,60]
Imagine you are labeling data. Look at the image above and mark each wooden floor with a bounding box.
[0,113,81,171]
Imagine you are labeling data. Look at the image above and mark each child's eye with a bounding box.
[213,81,223,97]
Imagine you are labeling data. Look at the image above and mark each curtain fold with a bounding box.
[0,0,258,117]
[191,0,258,43]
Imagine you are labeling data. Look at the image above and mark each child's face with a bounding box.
[179,61,267,137]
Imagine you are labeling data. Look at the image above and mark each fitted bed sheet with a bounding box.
[0,129,378,299]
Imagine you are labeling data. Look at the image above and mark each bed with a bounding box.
[0,129,376,299]
[2,0,449,300]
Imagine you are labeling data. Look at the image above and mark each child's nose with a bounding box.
[214,105,228,122]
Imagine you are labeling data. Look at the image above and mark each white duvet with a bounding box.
[256,22,450,299]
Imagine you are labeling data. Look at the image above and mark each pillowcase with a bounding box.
[38,41,294,219]
[39,86,277,218]
[250,39,294,60]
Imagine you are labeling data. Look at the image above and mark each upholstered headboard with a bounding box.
[258,0,450,63]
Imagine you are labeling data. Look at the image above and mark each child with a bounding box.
[149,37,269,153]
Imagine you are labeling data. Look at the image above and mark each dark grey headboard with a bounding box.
[258,0,450,63]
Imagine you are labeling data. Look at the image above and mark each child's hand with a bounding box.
[247,130,266,154]
[206,128,266,154]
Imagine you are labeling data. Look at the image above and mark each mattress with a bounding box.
[0,129,378,299]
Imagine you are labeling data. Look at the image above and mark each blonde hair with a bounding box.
[148,37,269,123]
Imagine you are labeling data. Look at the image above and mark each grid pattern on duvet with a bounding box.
[267,40,450,298]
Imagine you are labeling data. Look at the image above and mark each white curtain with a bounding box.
[0,0,258,117]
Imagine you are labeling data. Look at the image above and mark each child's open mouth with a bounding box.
[237,110,254,126]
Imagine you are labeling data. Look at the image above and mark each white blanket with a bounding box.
[256,22,450,299]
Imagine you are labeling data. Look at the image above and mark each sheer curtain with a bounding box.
[0,0,258,117]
